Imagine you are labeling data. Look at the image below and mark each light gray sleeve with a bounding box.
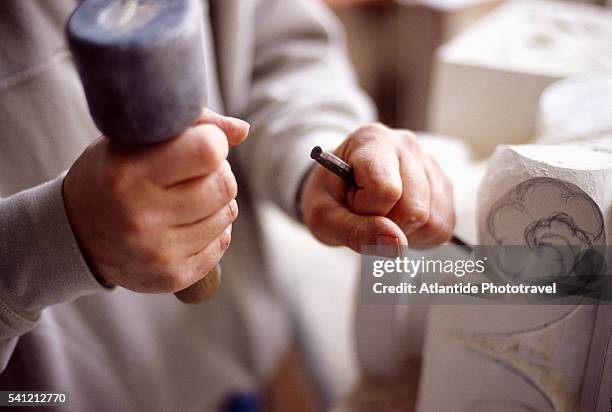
[237,0,376,219]
[0,174,109,369]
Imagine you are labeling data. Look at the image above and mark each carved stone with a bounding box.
[417,144,612,411]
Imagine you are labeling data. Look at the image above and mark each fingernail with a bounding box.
[375,235,400,257]
[228,117,250,132]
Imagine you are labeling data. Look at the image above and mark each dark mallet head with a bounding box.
[66,0,207,144]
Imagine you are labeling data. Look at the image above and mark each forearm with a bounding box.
[0,174,107,366]
[236,0,375,220]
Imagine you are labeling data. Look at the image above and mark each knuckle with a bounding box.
[437,227,454,244]
[156,271,184,293]
[218,228,232,251]
[193,126,227,166]
[193,138,217,164]
[149,248,173,270]
[352,123,388,145]
[378,182,402,205]
[197,233,231,271]
[361,160,400,198]
[216,163,238,201]
[402,130,417,143]
[124,217,147,241]
[409,207,430,228]
[123,209,161,241]
[401,132,420,152]
[359,123,387,136]
[149,249,190,292]
[226,200,239,222]
[427,214,444,233]
[426,215,454,244]
[150,255,184,292]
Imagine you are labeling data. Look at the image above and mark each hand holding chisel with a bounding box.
[299,125,458,255]
[310,146,471,253]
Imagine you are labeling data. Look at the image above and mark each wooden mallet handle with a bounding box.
[175,264,221,304]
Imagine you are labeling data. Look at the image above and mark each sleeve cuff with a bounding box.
[275,130,348,221]
[0,174,110,329]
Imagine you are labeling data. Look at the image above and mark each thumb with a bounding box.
[196,108,250,146]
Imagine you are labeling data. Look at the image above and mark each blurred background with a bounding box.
[261,1,612,410]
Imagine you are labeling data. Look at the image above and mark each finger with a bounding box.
[163,161,237,225]
[387,140,431,235]
[181,225,232,289]
[305,193,407,256]
[407,155,455,248]
[345,126,402,216]
[196,108,250,147]
[169,200,238,257]
[145,124,229,187]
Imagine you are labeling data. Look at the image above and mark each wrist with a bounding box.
[62,175,114,290]
[295,165,315,224]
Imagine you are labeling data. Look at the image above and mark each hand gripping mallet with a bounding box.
[67,0,220,304]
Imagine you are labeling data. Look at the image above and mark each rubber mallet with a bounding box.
[67,0,220,304]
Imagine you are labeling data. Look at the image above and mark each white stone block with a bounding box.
[428,0,612,158]
[536,76,612,144]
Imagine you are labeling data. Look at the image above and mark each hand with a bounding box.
[63,109,249,293]
[301,123,454,254]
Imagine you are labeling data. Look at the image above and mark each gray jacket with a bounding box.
[0,0,373,410]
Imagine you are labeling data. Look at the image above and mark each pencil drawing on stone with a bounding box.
[485,177,605,285]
